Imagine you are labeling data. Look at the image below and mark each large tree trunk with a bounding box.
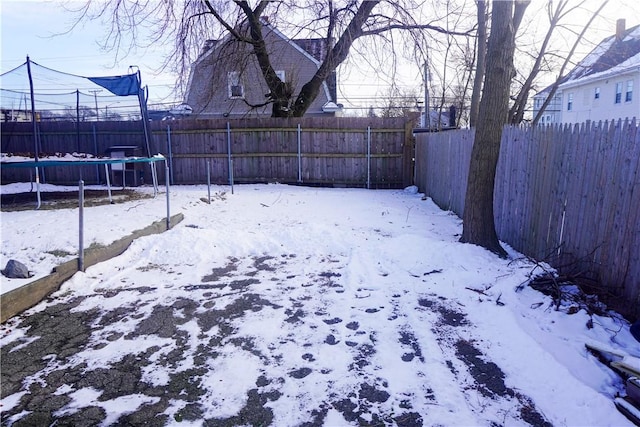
[460,0,529,257]
[236,1,294,117]
[469,0,486,128]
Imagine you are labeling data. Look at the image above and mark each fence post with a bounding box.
[231,159,235,194]
[403,119,415,188]
[367,126,371,189]
[167,124,174,185]
[78,180,85,272]
[227,121,233,188]
[165,163,171,230]
[297,123,302,183]
[207,161,211,203]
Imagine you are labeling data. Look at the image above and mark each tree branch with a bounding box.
[361,23,473,38]
[292,0,380,116]
[533,0,610,126]
[203,0,246,41]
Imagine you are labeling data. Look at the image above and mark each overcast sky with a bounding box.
[2,0,639,112]
[1,0,177,106]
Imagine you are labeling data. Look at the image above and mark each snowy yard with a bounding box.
[0,183,637,426]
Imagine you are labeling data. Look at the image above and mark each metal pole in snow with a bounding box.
[207,161,211,204]
[424,61,431,130]
[367,126,371,189]
[35,168,41,209]
[165,162,171,230]
[79,180,85,272]
[150,161,158,197]
[104,164,113,203]
[297,123,302,183]
[167,124,174,185]
[230,159,234,195]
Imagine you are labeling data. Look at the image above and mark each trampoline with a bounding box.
[1,56,162,207]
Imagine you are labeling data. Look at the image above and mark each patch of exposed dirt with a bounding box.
[421,295,552,427]
[1,254,552,427]
[1,189,151,211]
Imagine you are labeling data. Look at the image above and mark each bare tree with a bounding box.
[434,0,462,128]
[377,85,420,118]
[69,1,474,117]
[409,0,476,129]
[442,21,476,127]
[468,0,487,128]
[460,0,530,257]
[508,0,609,124]
[62,105,96,122]
[532,0,610,126]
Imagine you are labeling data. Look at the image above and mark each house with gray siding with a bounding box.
[533,19,640,125]
[184,22,339,118]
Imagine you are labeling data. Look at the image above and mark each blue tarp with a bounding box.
[88,74,140,96]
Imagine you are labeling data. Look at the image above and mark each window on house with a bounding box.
[594,87,600,99]
[276,70,286,82]
[626,80,633,102]
[567,93,573,111]
[615,82,623,104]
[228,71,244,99]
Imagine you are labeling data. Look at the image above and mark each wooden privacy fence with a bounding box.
[415,119,640,319]
[1,117,414,189]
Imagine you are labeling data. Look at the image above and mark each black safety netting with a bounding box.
[1,60,145,122]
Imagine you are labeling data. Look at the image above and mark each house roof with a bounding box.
[196,23,327,66]
[292,38,330,62]
[536,22,640,95]
[188,20,334,102]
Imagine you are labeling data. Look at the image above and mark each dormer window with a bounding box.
[228,71,244,99]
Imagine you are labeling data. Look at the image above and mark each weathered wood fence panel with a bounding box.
[415,119,640,319]
[2,117,412,188]
[414,129,473,215]
[1,120,148,184]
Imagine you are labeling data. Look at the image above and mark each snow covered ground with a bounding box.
[1,183,637,426]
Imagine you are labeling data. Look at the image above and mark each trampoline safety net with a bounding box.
[1,58,146,123]
[1,57,154,158]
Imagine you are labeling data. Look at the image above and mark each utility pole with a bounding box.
[89,89,102,121]
[424,61,430,130]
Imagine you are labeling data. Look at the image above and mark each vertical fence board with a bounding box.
[2,117,412,188]
[414,119,640,319]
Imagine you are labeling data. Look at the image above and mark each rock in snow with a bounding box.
[2,259,31,279]
[403,185,419,194]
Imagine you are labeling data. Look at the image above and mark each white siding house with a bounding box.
[533,19,640,125]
